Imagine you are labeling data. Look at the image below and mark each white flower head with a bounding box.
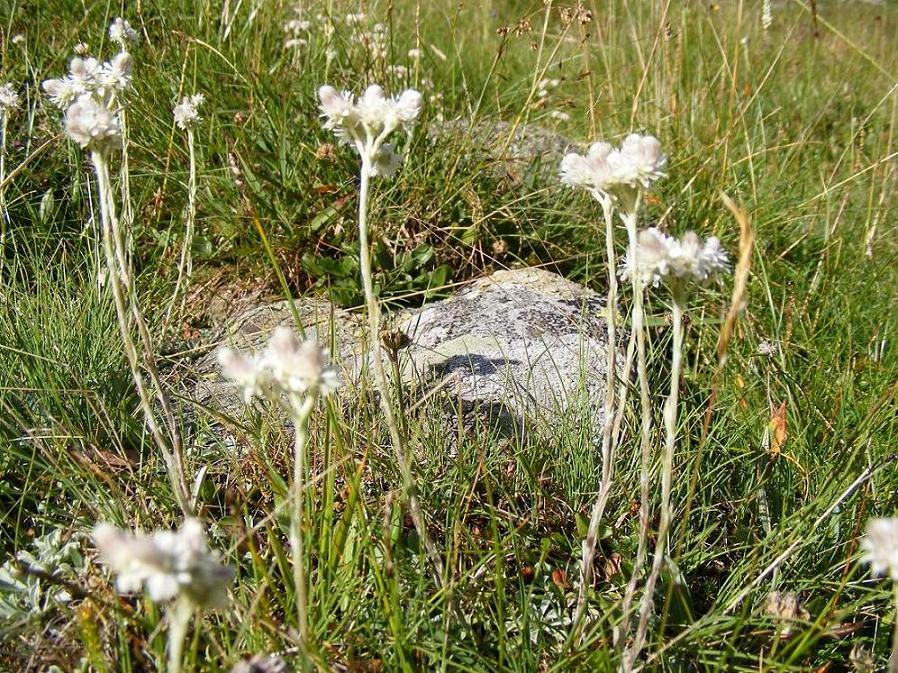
[42,77,81,109]
[218,348,267,403]
[621,228,729,289]
[667,231,729,282]
[407,48,423,60]
[621,227,675,286]
[98,52,133,95]
[560,141,620,198]
[93,519,234,608]
[262,327,340,397]
[218,328,339,403]
[109,18,139,47]
[64,94,121,153]
[862,517,898,581]
[0,83,20,112]
[173,93,204,130]
[613,133,667,189]
[370,143,402,178]
[74,42,90,56]
[549,110,570,122]
[68,57,103,89]
[318,83,422,163]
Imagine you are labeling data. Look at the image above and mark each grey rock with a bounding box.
[191,269,620,447]
[395,268,621,446]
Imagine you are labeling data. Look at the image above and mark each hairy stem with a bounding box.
[573,195,618,641]
[0,112,7,278]
[167,127,197,324]
[628,296,684,668]
[357,159,445,589]
[166,596,193,673]
[290,393,316,652]
[615,194,652,662]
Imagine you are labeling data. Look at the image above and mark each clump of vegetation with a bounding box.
[1,1,897,671]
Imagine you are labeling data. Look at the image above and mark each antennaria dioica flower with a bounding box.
[43,48,192,516]
[623,227,728,670]
[93,519,233,673]
[167,93,205,322]
[560,133,667,643]
[218,327,339,653]
[316,82,447,588]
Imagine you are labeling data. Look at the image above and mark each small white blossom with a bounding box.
[549,110,570,121]
[98,52,133,94]
[93,519,233,608]
[621,227,675,286]
[757,340,778,357]
[109,18,138,47]
[560,141,619,197]
[11,34,25,45]
[42,77,81,109]
[318,84,422,163]
[613,133,668,189]
[0,83,20,112]
[262,327,340,396]
[284,37,309,49]
[621,228,728,287]
[217,349,267,403]
[63,94,121,153]
[862,517,898,581]
[173,93,204,130]
[666,231,729,282]
[74,42,90,56]
[345,12,367,25]
[407,48,423,60]
[218,328,340,402]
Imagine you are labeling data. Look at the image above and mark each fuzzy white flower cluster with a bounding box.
[318,84,421,177]
[560,133,667,199]
[43,52,132,153]
[862,517,898,581]
[93,519,233,608]
[218,327,340,404]
[283,10,312,49]
[621,227,729,287]
[0,83,19,112]
[109,17,139,48]
[173,93,205,130]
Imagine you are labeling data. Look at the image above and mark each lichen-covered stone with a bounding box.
[394,268,622,446]
[191,269,621,448]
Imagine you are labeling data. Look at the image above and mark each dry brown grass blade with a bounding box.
[676,192,755,559]
[700,192,755,443]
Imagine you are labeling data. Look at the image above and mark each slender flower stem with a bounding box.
[167,596,193,673]
[167,127,197,324]
[116,109,133,286]
[290,393,316,651]
[615,193,652,660]
[357,159,445,589]
[0,112,8,273]
[573,194,618,640]
[91,151,191,515]
[891,583,898,673]
[628,295,684,669]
